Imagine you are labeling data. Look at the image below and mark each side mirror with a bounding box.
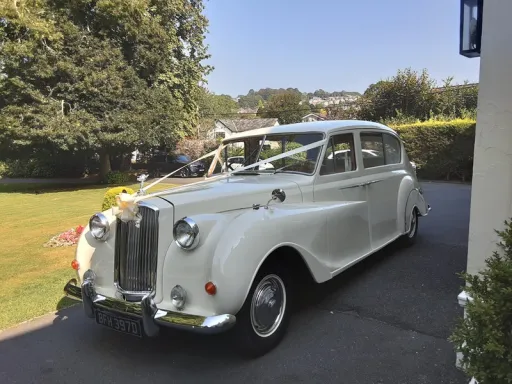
[271,188,286,203]
[253,188,287,210]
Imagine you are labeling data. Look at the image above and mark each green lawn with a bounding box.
[0,182,174,330]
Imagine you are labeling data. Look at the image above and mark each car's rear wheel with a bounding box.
[231,263,292,358]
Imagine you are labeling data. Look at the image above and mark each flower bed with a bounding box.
[44,225,84,247]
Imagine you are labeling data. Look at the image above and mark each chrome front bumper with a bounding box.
[64,278,236,337]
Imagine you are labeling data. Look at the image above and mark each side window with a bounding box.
[383,133,401,164]
[320,133,356,175]
[360,133,385,168]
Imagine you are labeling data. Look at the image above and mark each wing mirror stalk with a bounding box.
[253,189,286,210]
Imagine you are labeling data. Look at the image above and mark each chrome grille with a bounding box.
[114,204,159,294]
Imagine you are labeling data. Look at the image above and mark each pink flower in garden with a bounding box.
[45,225,85,248]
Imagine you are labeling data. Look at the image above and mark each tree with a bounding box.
[436,78,479,118]
[196,88,239,138]
[356,68,438,122]
[0,0,211,179]
[238,94,263,108]
[259,92,310,124]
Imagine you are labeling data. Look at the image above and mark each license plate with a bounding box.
[95,309,142,337]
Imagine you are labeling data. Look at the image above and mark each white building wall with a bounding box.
[458,4,512,372]
[465,0,512,277]
[206,122,232,140]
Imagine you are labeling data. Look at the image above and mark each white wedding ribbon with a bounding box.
[228,138,328,175]
[141,147,225,193]
[113,138,327,220]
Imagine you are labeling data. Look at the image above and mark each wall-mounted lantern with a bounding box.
[460,0,483,58]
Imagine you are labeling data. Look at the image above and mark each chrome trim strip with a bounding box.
[338,184,361,190]
[64,278,236,336]
[358,179,383,187]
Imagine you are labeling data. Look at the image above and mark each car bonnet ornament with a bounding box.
[137,173,149,196]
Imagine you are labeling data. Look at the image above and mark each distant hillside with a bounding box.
[237,88,361,108]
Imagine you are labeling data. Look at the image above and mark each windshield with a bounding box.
[215,132,324,175]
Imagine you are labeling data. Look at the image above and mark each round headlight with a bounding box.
[173,217,199,250]
[89,213,110,241]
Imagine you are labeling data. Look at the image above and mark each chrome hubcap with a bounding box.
[250,274,286,337]
[409,211,417,238]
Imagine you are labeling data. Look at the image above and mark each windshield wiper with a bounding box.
[230,170,261,176]
[273,160,312,174]
[273,166,297,174]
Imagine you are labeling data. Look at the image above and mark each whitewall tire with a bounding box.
[231,264,292,358]
[399,208,419,247]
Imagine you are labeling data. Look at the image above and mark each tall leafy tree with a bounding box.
[196,88,239,138]
[0,0,212,178]
[356,68,438,122]
[259,91,310,125]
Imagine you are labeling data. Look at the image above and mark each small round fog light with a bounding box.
[171,285,187,310]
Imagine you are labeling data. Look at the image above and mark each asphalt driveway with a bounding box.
[0,182,471,384]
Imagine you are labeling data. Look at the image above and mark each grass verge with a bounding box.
[0,181,175,331]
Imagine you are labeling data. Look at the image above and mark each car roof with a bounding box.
[222,120,397,143]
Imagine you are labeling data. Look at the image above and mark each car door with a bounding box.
[313,131,372,272]
[357,130,405,250]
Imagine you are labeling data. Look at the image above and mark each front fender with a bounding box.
[160,203,340,317]
[210,203,350,315]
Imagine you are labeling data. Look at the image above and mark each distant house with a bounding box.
[207,118,279,140]
[301,113,326,123]
[238,107,258,115]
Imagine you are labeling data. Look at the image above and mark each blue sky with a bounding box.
[203,0,480,97]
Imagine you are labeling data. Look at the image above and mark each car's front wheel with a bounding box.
[231,264,292,358]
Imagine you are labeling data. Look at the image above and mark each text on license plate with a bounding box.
[95,309,142,337]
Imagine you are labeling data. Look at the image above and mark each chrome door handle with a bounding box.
[339,179,383,190]
[357,179,382,187]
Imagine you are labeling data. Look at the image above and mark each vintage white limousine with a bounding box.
[64,120,430,357]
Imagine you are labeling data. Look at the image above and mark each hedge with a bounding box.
[391,118,476,182]
[101,186,135,212]
[0,154,99,179]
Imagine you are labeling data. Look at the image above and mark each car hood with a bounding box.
[152,175,304,220]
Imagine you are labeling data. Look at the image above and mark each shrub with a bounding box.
[0,158,56,178]
[391,118,475,182]
[175,138,220,173]
[450,219,512,384]
[0,154,98,178]
[103,170,134,185]
[175,139,217,160]
[0,161,8,178]
[101,186,135,211]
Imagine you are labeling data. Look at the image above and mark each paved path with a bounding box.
[0,182,470,384]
